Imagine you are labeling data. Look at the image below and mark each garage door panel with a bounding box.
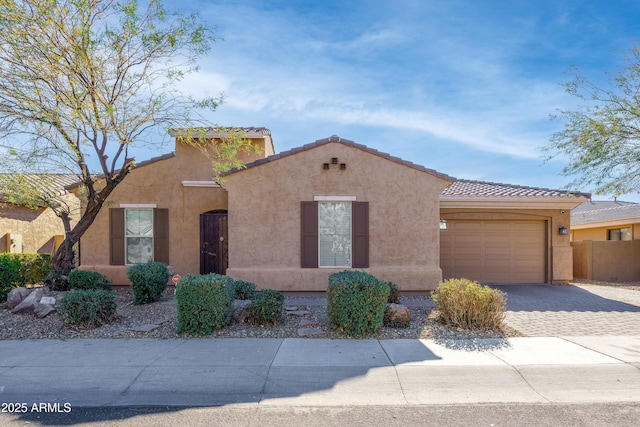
[440,220,546,284]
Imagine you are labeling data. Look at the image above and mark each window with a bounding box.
[608,228,631,241]
[110,208,169,265]
[319,202,352,267]
[301,201,368,268]
[125,209,154,264]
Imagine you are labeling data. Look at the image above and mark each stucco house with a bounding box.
[571,200,640,241]
[0,174,81,255]
[571,200,640,282]
[78,129,589,291]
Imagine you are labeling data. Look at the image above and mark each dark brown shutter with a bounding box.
[352,202,369,268]
[109,208,125,265]
[153,208,169,264]
[301,201,318,268]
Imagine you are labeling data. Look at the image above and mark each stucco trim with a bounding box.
[571,219,640,230]
[314,195,357,201]
[440,196,588,210]
[181,181,221,188]
[120,204,157,208]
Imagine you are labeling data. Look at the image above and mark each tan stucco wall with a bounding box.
[440,208,573,283]
[79,139,266,285]
[222,142,452,291]
[572,240,640,281]
[0,192,81,254]
[572,223,640,241]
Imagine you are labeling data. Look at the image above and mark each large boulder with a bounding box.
[232,299,252,323]
[384,303,411,328]
[12,288,44,314]
[6,287,29,309]
[34,303,56,319]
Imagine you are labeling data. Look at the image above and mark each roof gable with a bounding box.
[220,135,454,182]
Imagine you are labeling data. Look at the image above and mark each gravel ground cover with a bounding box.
[0,287,518,340]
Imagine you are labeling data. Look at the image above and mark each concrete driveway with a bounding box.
[494,284,640,336]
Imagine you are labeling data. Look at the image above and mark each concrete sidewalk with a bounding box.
[1,336,639,407]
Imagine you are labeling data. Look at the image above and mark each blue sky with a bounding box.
[153,0,640,200]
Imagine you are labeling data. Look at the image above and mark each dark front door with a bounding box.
[200,211,228,275]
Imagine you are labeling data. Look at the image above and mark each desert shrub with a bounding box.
[58,289,117,328]
[68,269,112,291]
[386,281,400,304]
[248,290,284,325]
[175,274,235,336]
[233,280,258,300]
[127,262,170,305]
[0,253,52,301]
[432,278,506,331]
[327,270,390,337]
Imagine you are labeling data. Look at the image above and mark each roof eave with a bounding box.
[440,195,589,209]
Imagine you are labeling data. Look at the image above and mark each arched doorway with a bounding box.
[200,210,228,275]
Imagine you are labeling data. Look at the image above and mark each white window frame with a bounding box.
[124,208,154,265]
[318,201,353,268]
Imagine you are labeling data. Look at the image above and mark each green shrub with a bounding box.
[233,280,258,300]
[248,290,284,325]
[175,274,235,336]
[327,270,390,337]
[386,281,400,304]
[127,262,170,305]
[68,269,112,291]
[432,278,507,331]
[0,253,52,301]
[58,289,117,328]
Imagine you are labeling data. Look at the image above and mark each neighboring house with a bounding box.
[571,200,640,241]
[571,200,640,282]
[78,131,589,290]
[0,174,82,254]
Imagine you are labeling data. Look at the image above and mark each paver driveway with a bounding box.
[494,284,640,336]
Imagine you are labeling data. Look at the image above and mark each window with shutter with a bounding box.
[300,201,368,268]
[110,208,169,265]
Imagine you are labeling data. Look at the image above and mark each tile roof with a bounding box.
[0,174,83,200]
[168,127,272,137]
[571,200,640,225]
[442,179,590,199]
[220,135,455,182]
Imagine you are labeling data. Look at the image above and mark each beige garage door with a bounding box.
[440,220,546,283]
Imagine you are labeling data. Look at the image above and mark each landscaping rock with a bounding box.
[129,324,161,332]
[299,319,319,327]
[12,288,44,314]
[40,296,56,305]
[34,303,55,319]
[384,303,411,328]
[232,299,252,323]
[284,306,298,311]
[287,310,311,317]
[298,327,324,337]
[6,287,29,309]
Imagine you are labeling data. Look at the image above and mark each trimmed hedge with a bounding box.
[127,262,170,305]
[58,289,117,328]
[248,290,284,325]
[68,270,112,291]
[327,270,390,337]
[233,280,258,300]
[0,253,52,301]
[175,274,235,336]
[432,278,507,331]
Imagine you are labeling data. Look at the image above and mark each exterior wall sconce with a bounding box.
[322,163,330,170]
[339,163,346,170]
[558,226,568,235]
[439,219,447,230]
[331,157,339,164]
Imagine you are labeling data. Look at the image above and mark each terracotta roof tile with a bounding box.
[442,179,589,199]
[0,173,83,200]
[571,201,640,225]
